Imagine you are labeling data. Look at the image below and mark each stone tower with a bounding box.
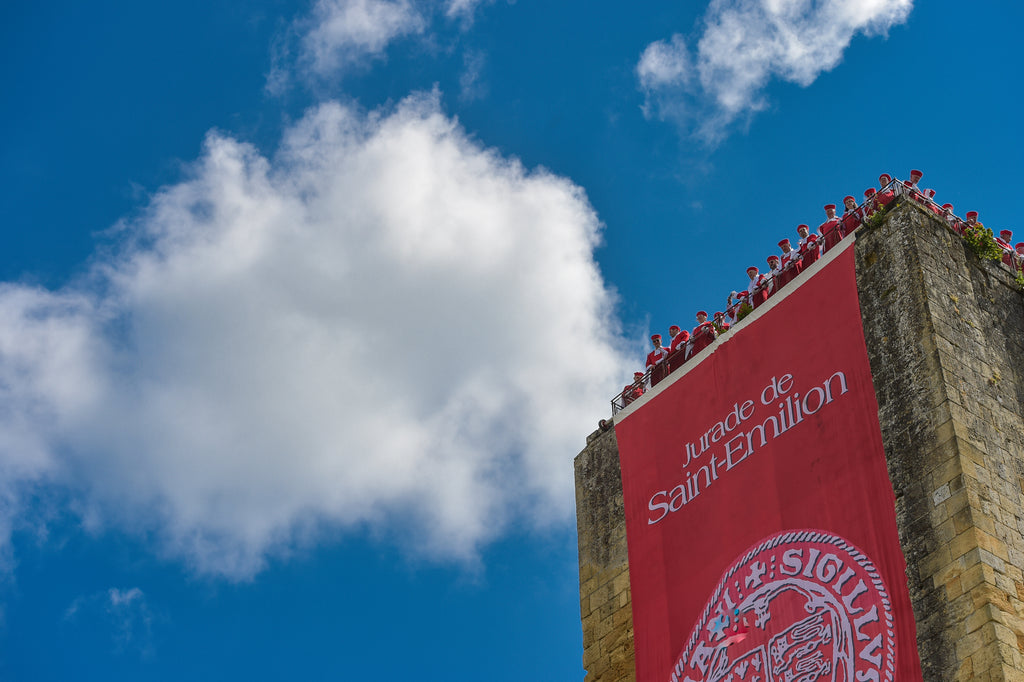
[574,201,1024,681]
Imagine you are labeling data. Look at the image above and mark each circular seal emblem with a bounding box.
[668,530,895,682]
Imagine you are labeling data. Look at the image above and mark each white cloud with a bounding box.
[638,0,914,141]
[445,0,491,20]
[64,587,154,655]
[301,0,426,75]
[268,0,497,90]
[458,49,488,102]
[0,92,631,579]
[637,35,693,91]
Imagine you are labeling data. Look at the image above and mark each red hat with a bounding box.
[910,169,923,179]
[824,204,836,211]
[843,195,855,203]
[966,211,978,219]
[864,188,876,196]
[696,310,708,318]
[634,371,644,378]
[778,238,791,248]
[767,255,780,263]
[1000,230,1013,241]
[669,324,681,332]
[746,266,759,273]
[942,203,953,210]
[797,224,809,231]
[714,311,724,318]
[651,334,662,341]
[1016,243,1024,253]
[879,173,892,183]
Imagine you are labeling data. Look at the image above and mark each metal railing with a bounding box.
[610,178,1022,415]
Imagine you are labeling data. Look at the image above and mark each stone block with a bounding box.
[950,528,981,561]
[612,571,630,598]
[954,656,974,682]
[970,642,1008,679]
[993,622,1019,647]
[971,583,1015,613]
[599,598,619,622]
[963,603,1003,635]
[957,626,990,659]
[921,544,954,577]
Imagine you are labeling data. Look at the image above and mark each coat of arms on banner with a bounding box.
[669,530,895,682]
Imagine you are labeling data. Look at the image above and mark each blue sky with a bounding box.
[0,1,1021,679]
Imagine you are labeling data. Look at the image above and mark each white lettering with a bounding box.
[746,416,779,453]
[724,435,747,469]
[842,579,869,615]
[803,386,826,415]
[832,566,857,594]
[858,633,883,667]
[815,554,842,583]
[760,376,781,405]
[802,548,821,578]
[668,485,687,511]
[644,369,852,527]
[648,491,669,525]
[780,549,802,576]
[823,371,849,403]
[854,605,880,641]
[724,403,742,432]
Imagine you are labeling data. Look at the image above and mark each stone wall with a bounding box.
[573,201,1024,681]
[856,202,1024,681]
[575,424,634,682]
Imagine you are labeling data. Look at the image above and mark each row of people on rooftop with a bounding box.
[618,170,1023,407]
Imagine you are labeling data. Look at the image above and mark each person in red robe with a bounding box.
[902,179,926,204]
[733,291,749,321]
[965,211,980,230]
[797,224,820,268]
[875,174,896,209]
[622,371,646,406]
[998,231,1015,267]
[776,238,801,288]
[909,169,924,194]
[941,204,962,233]
[1015,244,1024,274]
[689,311,717,358]
[921,188,943,216]
[666,324,690,373]
[746,266,770,308]
[862,188,877,217]
[713,311,731,334]
[668,324,690,354]
[819,204,843,253]
[766,255,782,298]
[725,291,744,324]
[646,334,669,368]
[646,334,670,386]
[840,195,862,238]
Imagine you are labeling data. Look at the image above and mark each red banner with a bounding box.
[615,245,922,682]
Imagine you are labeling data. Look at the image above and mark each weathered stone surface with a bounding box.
[857,202,1024,681]
[575,424,634,682]
[574,201,1024,681]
